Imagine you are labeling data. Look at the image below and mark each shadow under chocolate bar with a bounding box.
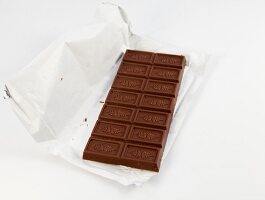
[83,49,186,172]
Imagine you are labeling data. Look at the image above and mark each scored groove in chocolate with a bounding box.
[83,49,186,172]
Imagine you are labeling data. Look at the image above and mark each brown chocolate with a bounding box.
[133,109,171,129]
[154,53,186,67]
[112,75,146,92]
[144,79,179,97]
[83,49,186,172]
[139,94,175,112]
[149,66,182,82]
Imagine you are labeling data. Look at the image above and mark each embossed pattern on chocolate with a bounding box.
[144,80,178,97]
[83,49,186,172]
[127,126,165,147]
[118,62,150,78]
[83,138,124,165]
[112,75,146,92]
[99,105,135,123]
[87,140,121,155]
[134,109,170,129]
[139,94,174,112]
[149,66,181,82]
[92,121,130,139]
[106,90,141,107]
[154,53,186,67]
[123,50,155,64]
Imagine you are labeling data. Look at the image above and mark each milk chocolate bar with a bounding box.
[83,50,186,172]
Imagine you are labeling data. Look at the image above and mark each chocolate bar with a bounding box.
[83,50,186,172]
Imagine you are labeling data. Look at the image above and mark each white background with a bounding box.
[1,0,265,199]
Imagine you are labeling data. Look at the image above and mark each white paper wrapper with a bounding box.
[5,3,207,186]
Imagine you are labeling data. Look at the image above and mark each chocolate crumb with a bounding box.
[100,101,104,103]
[84,118,87,122]
[61,77,63,81]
